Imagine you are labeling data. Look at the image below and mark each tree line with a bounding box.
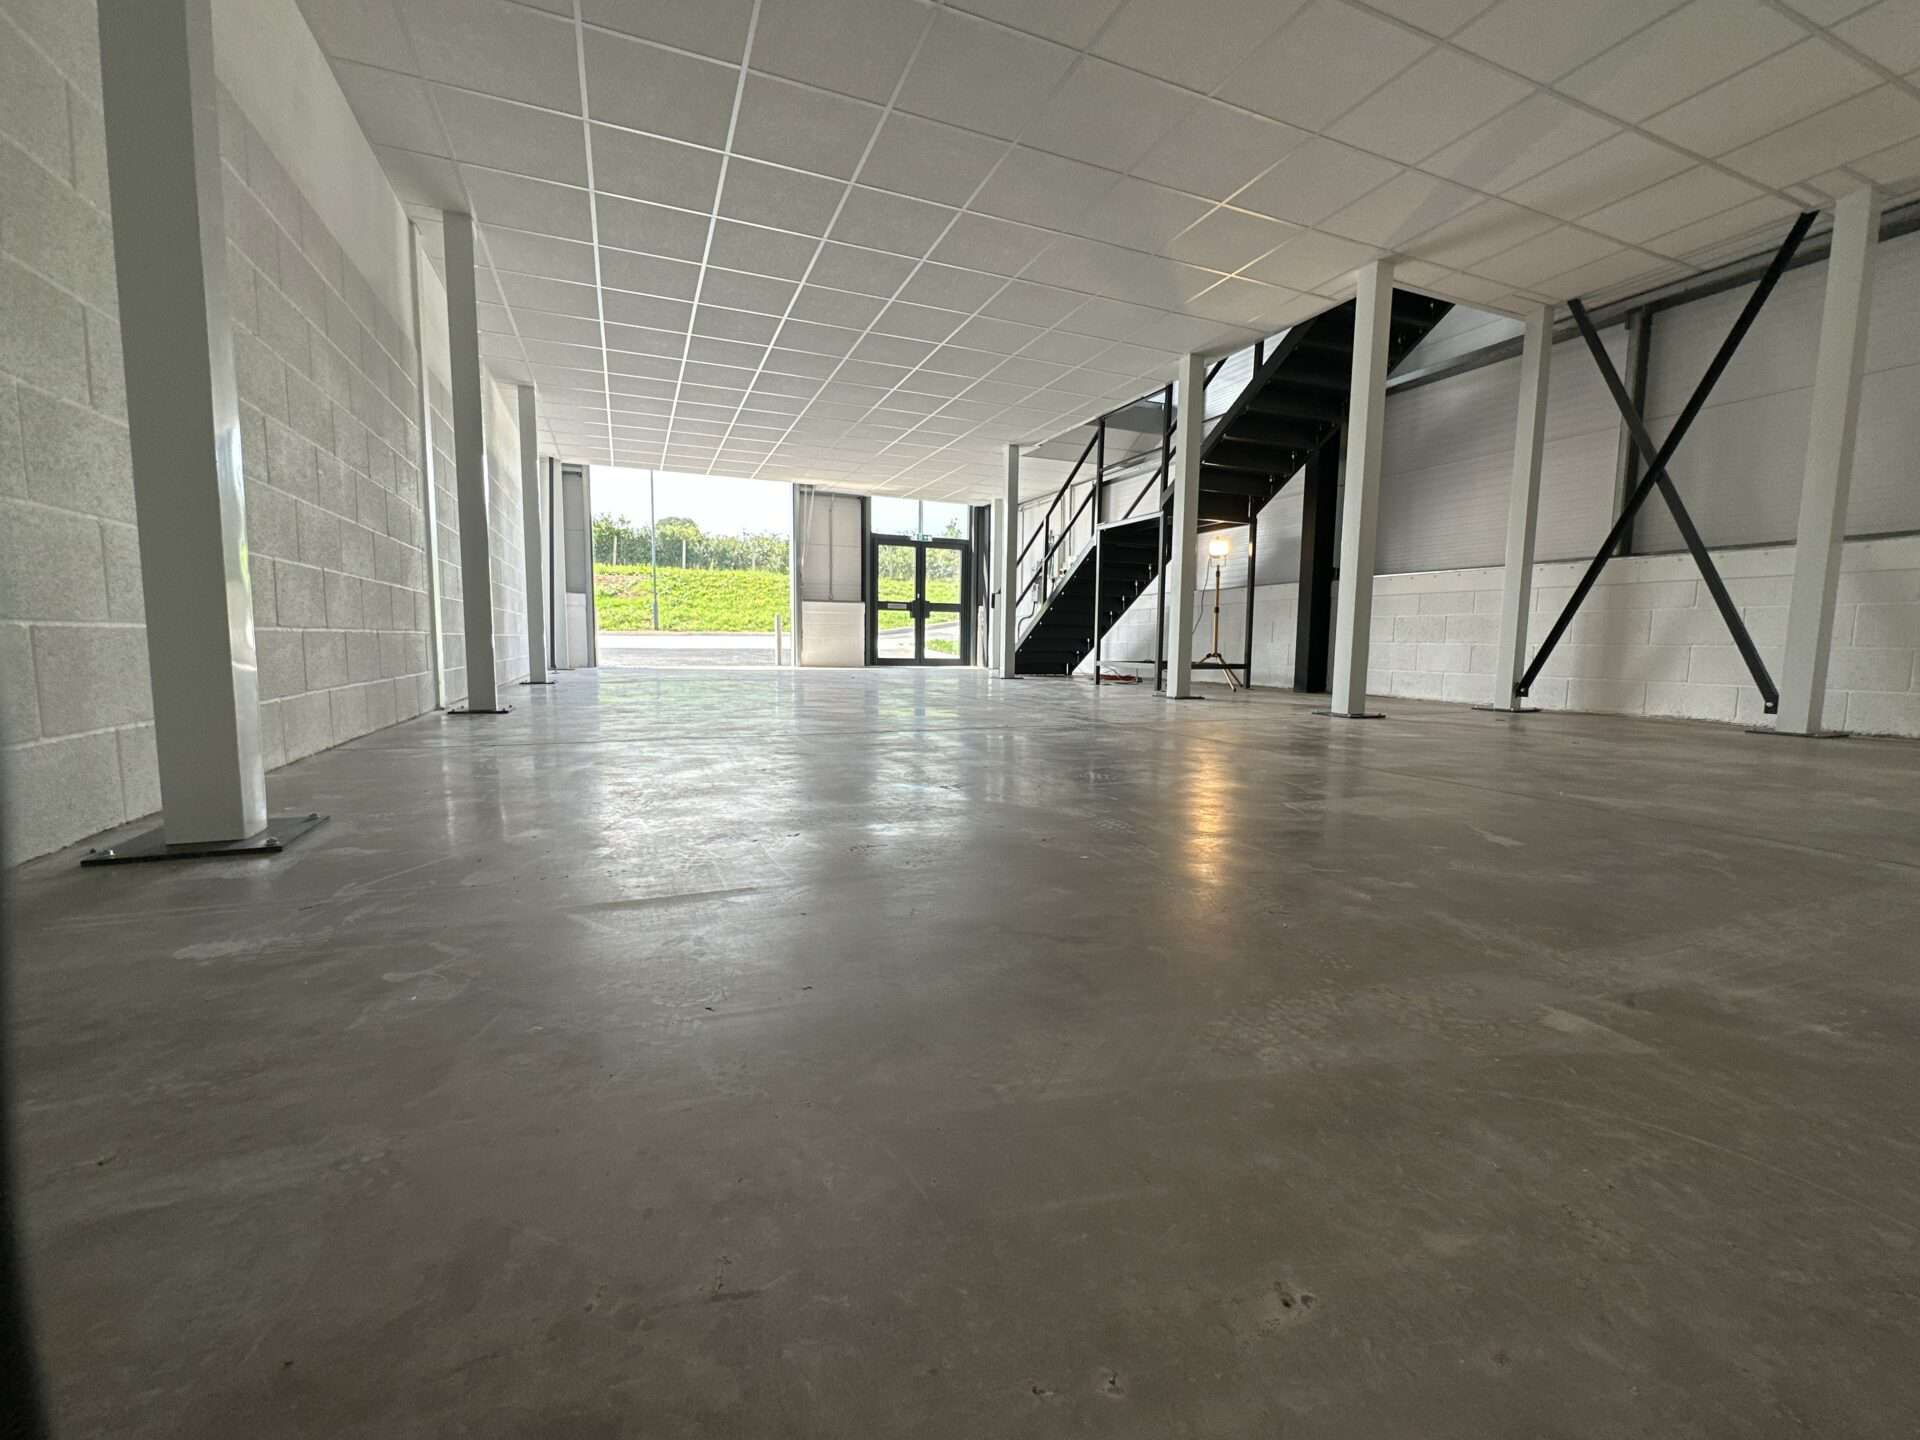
[593,516,788,573]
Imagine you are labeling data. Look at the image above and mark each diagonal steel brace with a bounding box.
[1518,210,1817,714]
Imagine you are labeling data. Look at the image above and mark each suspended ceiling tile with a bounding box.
[1232,137,1401,226]
[946,0,1125,48]
[589,126,724,210]
[1162,207,1297,272]
[1719,86,1920,189]
[896,9,1076,141]
[1320,169,1480,249]
[1129,101,1309,204]
[579,0,754,62]
[463,167,592,241]
[1454,0,1687,82]
[1324,47,1532,164]
[973,146,1120,231]
[331,61,444,154]
[1421,93,1618,194]
[1362,0,1501,34]
[1216,1,1432,133]
[1241,229,1384,291]
[594,195,710,264]
[1576,166,1773,246]
[859,112,1008,207]
[1024,59,1197,173]
[1555,0,1801,124]
[1642,39,1877,157]
[828,187,957,258]
[1504,131,1694,218]
[1834,0,1920,73]
[399,0,583,112]
[1093,0,1306,91]
[731,73,881,181]
[1471,224,1621,288]
[706,220,818,281]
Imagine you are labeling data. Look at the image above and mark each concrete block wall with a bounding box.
[1363,535,1920,734]
[0,0,149,864]
[0,0,529,865]
[1088,533,1920,736]
[216,84,440,770]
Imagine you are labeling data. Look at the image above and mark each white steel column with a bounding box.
[999,445,1019,678]
[517,386,550,684]
[789,483,805,667]
[444,212,503,710]
[408,225,447,708]
[1778,185,1881,736]
[998,499,1013,675]
[1329,259,1394,718]
[1165,352,1206,699]
[1492,303,1554,709]
[98,0,267,843]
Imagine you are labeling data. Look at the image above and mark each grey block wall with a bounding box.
[216,84,441,772]
[0,0,148,864]
[1,0,528,866]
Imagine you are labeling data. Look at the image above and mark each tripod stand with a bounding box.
[1198,549,1241,691]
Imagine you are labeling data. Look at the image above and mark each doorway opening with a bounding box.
[870,534,973,665]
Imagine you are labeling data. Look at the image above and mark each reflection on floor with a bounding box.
[14,667,1920,1435]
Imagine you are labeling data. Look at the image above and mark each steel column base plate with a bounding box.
[81,812,328,867]
[1746,726,1851,739]
[447,705,513,715]
[1313,709,1385,719]
[1473,704,1544,714]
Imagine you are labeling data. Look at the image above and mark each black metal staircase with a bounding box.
[1012,291,1452,678]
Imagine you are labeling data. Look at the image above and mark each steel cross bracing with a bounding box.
[1517,211,1819,715]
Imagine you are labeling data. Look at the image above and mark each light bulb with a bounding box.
[1207,536,1230,559]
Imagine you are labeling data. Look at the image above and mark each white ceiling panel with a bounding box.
[1454,0,1688,81]
[300,0,1874,494]
[731,73,881,180]
[580,0,755,63]
[1217,2,1432,132]
[1325,48,1532,164]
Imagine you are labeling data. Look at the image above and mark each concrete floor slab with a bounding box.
[10,669,1920,1436]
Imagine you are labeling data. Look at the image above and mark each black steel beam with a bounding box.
[1295,435,1338,693]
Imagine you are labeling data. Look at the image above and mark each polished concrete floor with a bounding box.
[12,668,1920,1437]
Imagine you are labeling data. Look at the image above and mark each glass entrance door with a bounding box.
[871,535,972,665]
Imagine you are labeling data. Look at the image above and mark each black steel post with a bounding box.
[1092,531,1103,686]
[1154,383,1171,692]
[1095,416,1106,532]
[1242,513,1258,687]
[1294,436,1339,692]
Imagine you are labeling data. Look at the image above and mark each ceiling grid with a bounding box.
[296,0,1920,498]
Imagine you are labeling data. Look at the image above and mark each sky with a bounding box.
[591,468,792,536]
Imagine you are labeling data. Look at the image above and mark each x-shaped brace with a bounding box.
[1518,210,1817,715]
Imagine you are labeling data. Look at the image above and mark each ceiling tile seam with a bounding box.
[384,0,546,450]
[650,0,764,462]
